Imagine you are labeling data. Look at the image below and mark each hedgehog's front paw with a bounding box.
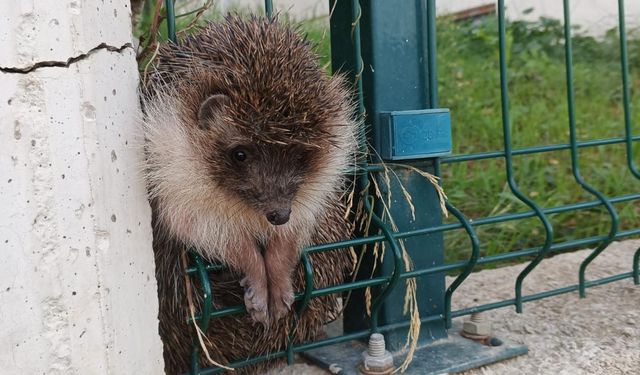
[269,279,294,322]
[240,277,269,325]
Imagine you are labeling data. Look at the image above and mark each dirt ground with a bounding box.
[272,239,640,375]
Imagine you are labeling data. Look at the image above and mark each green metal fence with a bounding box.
[161,0,640,373]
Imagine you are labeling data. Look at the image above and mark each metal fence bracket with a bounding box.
[377,109,452,160]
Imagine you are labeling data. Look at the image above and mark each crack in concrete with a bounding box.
[0,42,133,74]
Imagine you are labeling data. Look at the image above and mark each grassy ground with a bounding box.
[135,3,640,264]
[436,17,640,262]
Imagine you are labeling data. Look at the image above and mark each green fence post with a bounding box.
[330,0,447,350]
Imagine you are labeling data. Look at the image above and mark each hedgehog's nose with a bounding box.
[266,208,291,225]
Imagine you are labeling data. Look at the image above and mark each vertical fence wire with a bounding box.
[561,0,621,297]
[192,253,214,331]
[165,0,176,42]
[284,253,314,364]
[187,252,215,374]
[617,0,640,285]
[190,345,201,375]
[618,0,640,180]
[264,0,273,19]
[497,0,555,313]
[424,0,481,329]
[635,245,640,285]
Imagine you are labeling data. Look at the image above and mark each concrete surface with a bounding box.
[0,1,133,70]
[271,240,639,374]
[457,239,640,375]
[0,1,164,374]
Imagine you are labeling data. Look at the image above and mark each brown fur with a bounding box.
[152,199,353,374]
[142,15,359,374]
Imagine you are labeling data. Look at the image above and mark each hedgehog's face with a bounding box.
[218,142,315,226]
[198,94,317,226]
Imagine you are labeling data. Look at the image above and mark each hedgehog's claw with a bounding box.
[241,277,269,325]
[269,281,294,322]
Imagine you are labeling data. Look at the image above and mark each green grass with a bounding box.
[136,2,640,264]
[437,17,640,262]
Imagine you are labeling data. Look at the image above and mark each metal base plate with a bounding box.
[303,322,528,375]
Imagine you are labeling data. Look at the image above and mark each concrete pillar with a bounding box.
[0,1,164,374]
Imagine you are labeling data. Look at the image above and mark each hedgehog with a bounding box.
[141,15,360,374]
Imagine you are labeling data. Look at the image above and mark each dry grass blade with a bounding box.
[141,41,161,86]
[364,285,372,317]
[375,162,448,217]
[364,160,451,372]
[369,169,420,373]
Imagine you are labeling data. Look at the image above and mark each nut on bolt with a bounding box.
[462,312,492,340]
[359,333,394,375]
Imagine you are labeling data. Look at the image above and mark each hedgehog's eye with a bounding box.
[231,148,247,162]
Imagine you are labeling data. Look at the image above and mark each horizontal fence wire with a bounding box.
[193,270,635,374]
[189,227,640,323]
[165,0,640,373]
[442,136,640,164]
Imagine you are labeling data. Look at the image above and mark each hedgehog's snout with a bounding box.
[266,208,291,226]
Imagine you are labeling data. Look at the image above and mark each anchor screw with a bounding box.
[463,312,492,337]
[359,333,394,375]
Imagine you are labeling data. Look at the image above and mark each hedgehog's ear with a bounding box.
[198,94,230,126]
